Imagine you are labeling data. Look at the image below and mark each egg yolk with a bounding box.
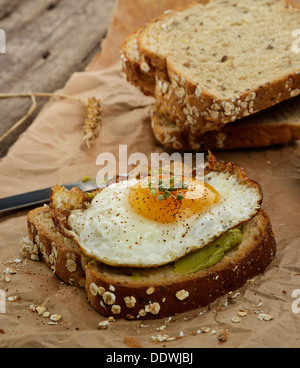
[128,175,220,224]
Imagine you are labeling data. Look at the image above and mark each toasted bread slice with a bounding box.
[152,100,300,151]
[21,207,276,320]
[123,0,300,134]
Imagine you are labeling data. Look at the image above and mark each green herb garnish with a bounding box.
[164,191,171,199]
[150,176,190,202]
[151,189,157,196]
[157,194,165,202]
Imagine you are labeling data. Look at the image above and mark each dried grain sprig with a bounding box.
[0,93,37,144]
[0,92,102,148]
[82,97,103,149]
[0,92,83,103]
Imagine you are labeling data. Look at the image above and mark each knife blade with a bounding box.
[0,180,100,215]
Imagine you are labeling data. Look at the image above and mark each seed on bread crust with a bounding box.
[145,302,161,315]
[98,287,106,296]
[176,290,190,301]
[146,287,155,295]
[66,260,77,273]
[195,85,202,97]
[124,296,137,309]
[90,283,99,297]
[111,305,121,315]
[141,62,150,73]
[103,292,116,306]
[138,309,147,317]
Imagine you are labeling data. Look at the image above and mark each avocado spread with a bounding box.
[99,227,245,280]
[173,227,244,275]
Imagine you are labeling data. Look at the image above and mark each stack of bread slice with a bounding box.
[121,0,300,151]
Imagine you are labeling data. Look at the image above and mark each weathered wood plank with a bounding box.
[0,0,117,157]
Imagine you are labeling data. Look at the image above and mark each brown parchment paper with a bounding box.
[0,0,300,348]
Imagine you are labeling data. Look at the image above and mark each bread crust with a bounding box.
[152,103,300,151]
[25,207,86,288]
[85,210,276,320]
[121,27,156,97]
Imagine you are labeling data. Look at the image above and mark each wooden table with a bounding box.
[0,0,117,158]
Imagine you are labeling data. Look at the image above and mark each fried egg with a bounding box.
[67,162,262,268]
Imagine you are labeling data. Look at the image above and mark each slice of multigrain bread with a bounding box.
[85,210,276,320]
[152,98,300,151]
[21,207,276,320]
[122,0,300,134]
[122,45,300,143]
[21,207,87,288]
[121,27,156,97]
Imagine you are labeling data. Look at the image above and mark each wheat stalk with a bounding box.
[0,92,102,148]
[0,94,37,144]
[82,97,103,149]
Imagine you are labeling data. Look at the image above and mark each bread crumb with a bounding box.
[98,321,110,330]
[258,313,273,322]
[237,311,248,318]
[50,314,62,322]
[232,316,241,323]
[36,306,47,315]
[3,268,17,275]
[29,305,36,312]
[218,330,229,343]
[151,334,176,343]
[8,296,21,302]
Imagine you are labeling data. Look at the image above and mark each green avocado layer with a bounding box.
[93,227,245,281]
[173,227,244,275]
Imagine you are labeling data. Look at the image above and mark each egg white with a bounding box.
[67,172,262,268]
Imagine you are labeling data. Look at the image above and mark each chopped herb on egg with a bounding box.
[153,177,190,201]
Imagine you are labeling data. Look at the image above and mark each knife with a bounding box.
[0,180,100,215]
